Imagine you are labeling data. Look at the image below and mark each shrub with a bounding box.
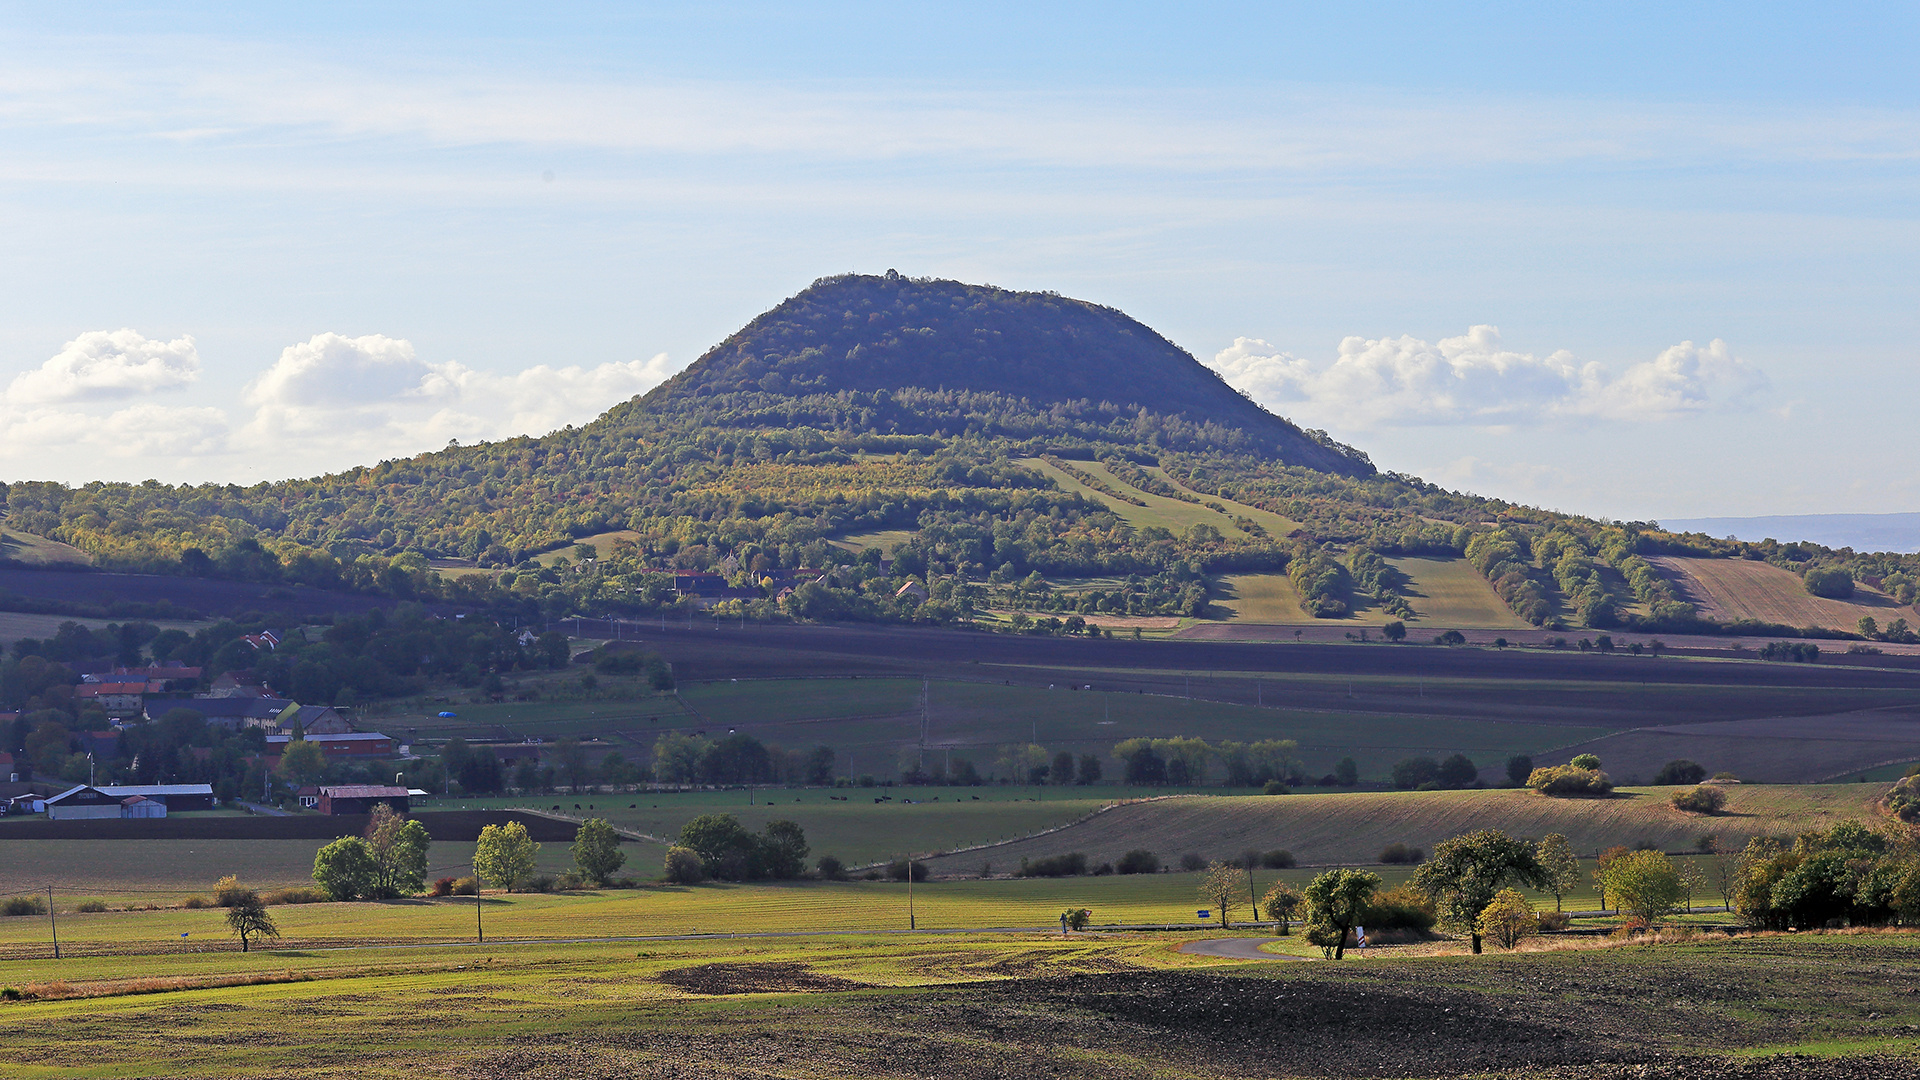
[262,887,327,906]
[664,846,706,884]
[1363,884,1437,931]
[1527,765,1613,797]
[1260,849,1296,869]
[1570,754,1602,770]
[520,874,557,894]
[1116,849,1161,874]
[1093,862,1113,875]
[1537,910,1571,932]
[1475,888,1538,950]
[1653,760,1706,785]
[214,875,251,908]
[1505,754,1534,787]
[1178,853,1207,872]
[1759,641,1821,662]
[450,877,479,897]
[1019,853,1089,878]
[815,855,846,880]
[429,877,457,898]
[75,900,108,914]
[1436,754,1478,788]
[1670,786,1727,814]
[885,859,930,882]
[1261,779,1291,796]
[2,896,46,917]
[1378,843,1424,865]
[182,895,211,909]
[1061,907,1092,931]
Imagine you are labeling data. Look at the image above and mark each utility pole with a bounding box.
[907,857,916,930]
[475,876,484,943]
[47,887,59,959]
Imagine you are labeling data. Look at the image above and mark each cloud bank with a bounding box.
[1,329,677,481]
[1210,327,1766,429]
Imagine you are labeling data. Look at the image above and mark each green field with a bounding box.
[0,529,91,568]
[1016,457,1300,540]
[1210,557,1527,629]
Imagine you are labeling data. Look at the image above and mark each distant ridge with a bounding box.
[1662,512,1920,553]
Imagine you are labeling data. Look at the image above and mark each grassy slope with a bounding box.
[1656,555,1917,632]
[918,783,1886,873]
[0,529,92,568]
[0,611,206,648]
[1016,457,1299,540]
[1390,555,1534,628]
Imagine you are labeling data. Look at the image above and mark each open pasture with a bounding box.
[1654,555,1917,632]
[0,610,205,648]
[917,783,1886,875]
[1016,457,1299,540]
[0,529,91,568]
[1211,557,1527,630]
[1554,708,1920,784]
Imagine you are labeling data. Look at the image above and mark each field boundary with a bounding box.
[852,794,1201,871]
[0,810,575,842]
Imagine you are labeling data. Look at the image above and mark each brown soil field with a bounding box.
[917,784,1884,873]
[0,809,575,842]
[1655,555,1919,631]
[1552,707,1920,783]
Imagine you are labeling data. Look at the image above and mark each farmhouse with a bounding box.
[145,696,292,728]
[317,785,410,815]
[266,732,397,758]
[75,681,164,717]
[98,783,216,812]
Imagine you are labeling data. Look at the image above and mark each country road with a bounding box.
[1178,937,1307,961]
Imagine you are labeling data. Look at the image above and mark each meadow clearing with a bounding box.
[1015,457,1301,540]
[1654,555,1918,632]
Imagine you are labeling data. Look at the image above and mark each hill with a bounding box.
[0,272,1916,643]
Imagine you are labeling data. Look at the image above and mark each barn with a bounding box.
[119,794,166,819]
[45,785,126,821]
[98,784,216,812]
[317,785,411,816]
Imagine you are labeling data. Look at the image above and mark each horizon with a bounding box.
[2,3,1916,522]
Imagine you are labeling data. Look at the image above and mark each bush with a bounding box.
[1804,566,1854,599]
[1061,907,1092,931]
[1670,785,1727,814]
[75,899,108,913]
[1759,641,1820,663]
[815,855,846,880]
[1527,765,1614,797]
[1178,853,1207,872]
[1891,775,1920,823]
[214,875,250,908]
[1505,755,1534,787]
[449,877,479,897]
[262,887,328,905]
[1570,754,1601,770]
[1653,760,1706,786]
[1260,849,1296,869]
[1378,843,1424,865]
[885,859,930,882]
[1019,853,1089,878]
[1436,753,1478,788]
[1537,910,1571,932]
[1116,849,1160,875]
[182,895,211,909]
[2,896,46,917]
[1363,885,1436,931]
[1475,888,1538,950]
[664,846,706,884]
[1093,862,1113,875]
[429,877,457,898]
[1261,779,1291,796]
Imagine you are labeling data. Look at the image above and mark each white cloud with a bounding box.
[1210,327,1766,429]
[5,329,199,405]
[236,332,677,467]
[88,404,231,458]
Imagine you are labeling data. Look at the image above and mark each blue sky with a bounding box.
[0,2,1915,520]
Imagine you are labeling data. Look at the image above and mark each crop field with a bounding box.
[0,610,205,648]
[829,528,918,553]
[1388,555,1535,628]
[918,783,1886,874]
[0,908,1915,1078]
[1553,709,1920,784]
[373,692,693,740]
[1654,555,1918,631]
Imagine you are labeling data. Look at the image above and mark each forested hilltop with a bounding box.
[1,273,1914,635]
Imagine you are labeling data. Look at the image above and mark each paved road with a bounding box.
[1178,937,1307,961]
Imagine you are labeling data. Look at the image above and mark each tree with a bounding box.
[1505,755,1534,787]
[1436,754,1478,788]
[1334,757,1358,786]
[554,737,592,793]
[1051,750,1076,785]
[474,821,540,893]
[759,820,810,880]
[1412,829,1549,954]
[1475,889,1537,950]
[1391,756,1439,789]
[1304,868,1379,959]
[1594,845,1631,911]
[364,803,431,898]
[805,745,836,786]
[1570,753,1601,770]
[1535,833,1581,912]
[1600,849,1684,927]
[678,813,759,874]
[312,836,378,901]
[1076,753,1102,785]
[1381,620,1406,642]
[224,887,281,952]
[1260,881,1303,934]
[572,818,626,885]
[277,739,326,788]
[1199,861,1249,927]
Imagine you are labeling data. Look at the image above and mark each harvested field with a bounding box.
[1654,555,1918,632]
[917,784,1885,873]
[1551,708,1920,783]
[657,961,865,994]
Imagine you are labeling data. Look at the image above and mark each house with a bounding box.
[894,581,929,603]
[97,783,216,812]
[207,673,274,698]
[295,784,320,809]
[146,696,293,728]
[317,785,410,816]
[75,682,163,717]
[119,794,166,819]
[266,732,396,758]
[45,785,126,821]
[516,628,539,647]
[278,706,352,736]
[242,630,281,652]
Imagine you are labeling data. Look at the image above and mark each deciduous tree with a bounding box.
[225,887,280,952]
[474,821,540,893]
[572,817,626,885]
[1413,829,1549,954]
[1535,833,1581,912]
[1304,868,1379,959]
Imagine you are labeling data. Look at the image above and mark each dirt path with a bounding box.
[1178,937,1306,961]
